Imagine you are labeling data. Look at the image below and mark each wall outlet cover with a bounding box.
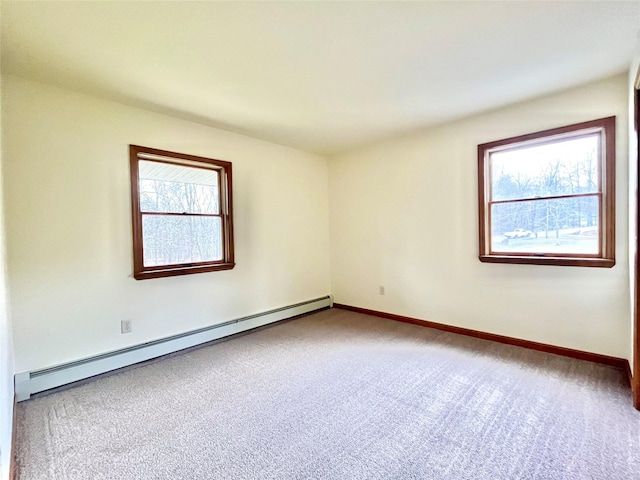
[121,320,132,334]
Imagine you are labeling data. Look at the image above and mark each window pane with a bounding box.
[142,215,223,267]
[491,196,599,255]
[491,134,599,201]
[139,160,219,214]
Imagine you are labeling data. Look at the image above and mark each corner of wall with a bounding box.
[0,63,17,480]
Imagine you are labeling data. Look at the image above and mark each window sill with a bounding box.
[134,262,236,280]
[479,255,615,268]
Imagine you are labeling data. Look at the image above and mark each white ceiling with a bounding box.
[2,1,640,156]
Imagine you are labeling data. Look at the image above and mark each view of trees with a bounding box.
[490,135,600,251]
[138,161,223,267]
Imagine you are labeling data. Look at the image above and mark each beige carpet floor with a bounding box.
[15,308,640,479]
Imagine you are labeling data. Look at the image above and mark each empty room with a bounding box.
[2,1,640,479]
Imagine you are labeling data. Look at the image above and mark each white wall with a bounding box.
[330,74,630,358]
[1,75,331,373]
[1,69,632,381]
[0,68,16,480]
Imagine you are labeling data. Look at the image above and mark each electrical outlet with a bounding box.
[121,319,132,334]
[379,286,385,295]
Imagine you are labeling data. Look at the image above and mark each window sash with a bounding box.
[488,132,602,202]
[141,213,225,268]
[487,193,603,258]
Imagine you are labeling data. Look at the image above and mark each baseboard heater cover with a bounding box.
[15,295,332,401]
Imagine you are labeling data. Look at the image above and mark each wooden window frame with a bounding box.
[130,145,235,280]
[478,117,616,267]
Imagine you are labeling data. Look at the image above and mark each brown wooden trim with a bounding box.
[139,258,228,271]
[131,144,232,168]
[479,255,615,268]
[130,146,144,277]
[9,394,17,480]
[478,116,616,267]
[133,262,235,280]
[603,116,616,262]
[626,360,633,389]
[479,117,614,151]
[634,87,640,410]
[136,156,225,173]
[333,303,628,369]
[478,143,489,261]
[223,168,234,267]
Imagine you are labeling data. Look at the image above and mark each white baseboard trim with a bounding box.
[15,295,332,401]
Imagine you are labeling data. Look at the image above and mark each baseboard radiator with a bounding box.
[15,295,332,401]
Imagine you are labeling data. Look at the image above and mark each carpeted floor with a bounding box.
[15,308,640,479]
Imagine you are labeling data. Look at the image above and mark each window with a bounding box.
[130,145,235,279]
[478,117,615,267]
